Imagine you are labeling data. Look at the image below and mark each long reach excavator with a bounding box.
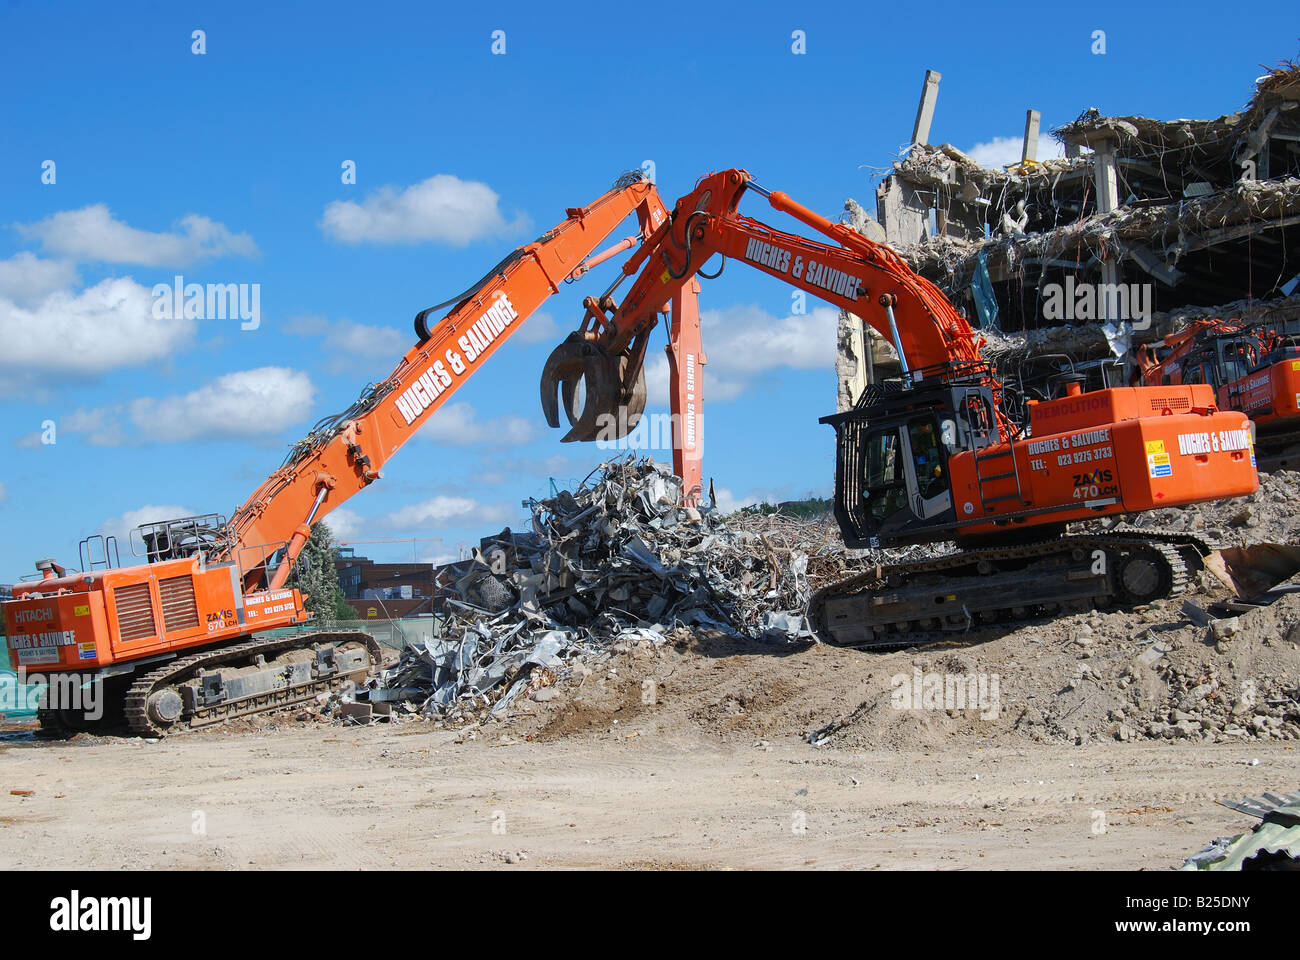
[539,169,1260,648]
[2,173,691,734]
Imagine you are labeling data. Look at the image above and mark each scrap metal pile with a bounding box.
[365,457,860,719]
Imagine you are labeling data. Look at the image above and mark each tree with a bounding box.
[725,497,834,521]
[285,521,358,626]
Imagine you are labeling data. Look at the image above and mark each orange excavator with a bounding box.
[540,169,1260,647]
[2,172,700,734]
[1135,317,1300,472]
[2,168,1268,736]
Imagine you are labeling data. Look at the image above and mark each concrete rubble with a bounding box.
[837,60,1300,406]
[353,456,859,721]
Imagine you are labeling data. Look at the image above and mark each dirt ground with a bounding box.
[3,474,1298,870]
[1,624,1295,870]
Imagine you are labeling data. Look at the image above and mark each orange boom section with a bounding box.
[222,174,670,594]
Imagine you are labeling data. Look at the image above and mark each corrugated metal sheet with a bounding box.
[1182,791,1300,870]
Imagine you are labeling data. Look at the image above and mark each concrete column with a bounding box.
[1092,136,1125,353]
[1093,138,1120,214]
[836,311,868,412]
[1021,109,1041,163]
[912,70,941,145]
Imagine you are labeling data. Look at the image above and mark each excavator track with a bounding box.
[123,631,382,737]
[809,529,1211,650]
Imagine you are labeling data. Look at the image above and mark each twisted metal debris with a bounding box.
[368,457,865,719]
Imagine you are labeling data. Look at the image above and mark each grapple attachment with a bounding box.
[540,334,645,443]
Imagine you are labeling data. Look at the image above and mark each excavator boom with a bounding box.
[227,174,670,590]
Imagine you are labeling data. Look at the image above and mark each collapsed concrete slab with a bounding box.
[840,61,1300,404]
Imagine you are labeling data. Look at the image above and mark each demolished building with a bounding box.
[837,61,1300,409]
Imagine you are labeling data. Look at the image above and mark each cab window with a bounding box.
[861,430,907,523]
[907,416,948,499]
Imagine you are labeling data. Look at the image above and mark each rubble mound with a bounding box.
[503,469,1300,752]
[370,457,850,722]
[348,462,1299,756]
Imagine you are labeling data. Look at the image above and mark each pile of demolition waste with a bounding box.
[362,457,855,720]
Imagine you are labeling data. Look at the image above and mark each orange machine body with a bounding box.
[1219,356,1300,427]
[950,384,1257,538]
[1138,317,1300,431]
[5,558,303,674]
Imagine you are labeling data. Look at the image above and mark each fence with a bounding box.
[260,616,441,652]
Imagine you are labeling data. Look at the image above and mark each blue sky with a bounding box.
[0,0,1295,577]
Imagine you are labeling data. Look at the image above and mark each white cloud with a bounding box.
[645,303,838,404]
[422,550,462,566]
[419,401,534,446]
[129,367,315,443]
[712,486,776,513]
[0,276,195,375]
[0,253,79,306]
[322,507,364,540]
[284,313,407,371]
[705,304,838,373]
[98,504,197,546]
[965,135,1067,170]
[15,204,258,266]
[0,481,7,504]
[284,313,406,355]
[62,407,131,447]
[58,367,315,446]
[508,311,564,346]
[320,174,530,246]
[386,495,509,529]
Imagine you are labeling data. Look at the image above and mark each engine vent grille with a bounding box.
[158,576,199,632]
[1151,396,1191,413]
[114,582,156,642]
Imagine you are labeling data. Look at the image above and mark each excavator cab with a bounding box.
[825,377,987,546]
[859,414,953,524]
[845,412,956,540]
[1183,333,1263,391]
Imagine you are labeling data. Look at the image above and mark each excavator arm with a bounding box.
[541,169,1003,449]
[222,173,670,591]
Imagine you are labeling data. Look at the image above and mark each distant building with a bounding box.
[334,549,465,619]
